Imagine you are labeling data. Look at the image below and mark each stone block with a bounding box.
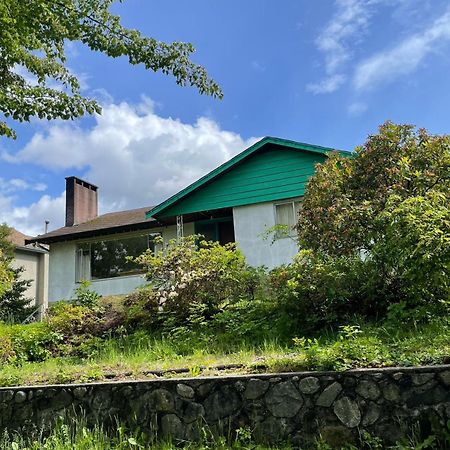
[265,381,303,418]
[438,370,450,386]
[333,397,361,428]
[204,385,241,421]
[411,372,434,386]
[244,379,269,400]
[160,414,184,440]
[14,391,27,404]
[176,384,195,399]
[362,402,381,426]
[316,382,342,407]
[299,377,320,395]
[149,389,175,413]
[356,380,381,400]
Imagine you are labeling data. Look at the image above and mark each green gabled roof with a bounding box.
[147,136,350,219]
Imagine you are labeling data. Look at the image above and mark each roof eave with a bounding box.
[26,220,162,245]
[15,245,48,254]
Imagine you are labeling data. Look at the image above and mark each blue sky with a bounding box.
[2,0,450,235]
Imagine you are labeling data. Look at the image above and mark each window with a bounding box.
[76,234,159,282]
[274,201,301,239]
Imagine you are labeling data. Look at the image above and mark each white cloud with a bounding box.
[1,98,257,235]
[354,7,450,90]
[308,0,380,94]
[0,178,47,195]
[0,191,65,236]
[307,74,346,94]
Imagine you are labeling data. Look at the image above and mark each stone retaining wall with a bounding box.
[1,365,450,447]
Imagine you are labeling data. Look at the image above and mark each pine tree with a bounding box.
[0,224,35,323]
[0,267,34,323]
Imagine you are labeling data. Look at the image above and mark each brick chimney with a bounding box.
[65,176,98,227]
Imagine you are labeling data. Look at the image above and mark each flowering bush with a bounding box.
[132,235,257,326]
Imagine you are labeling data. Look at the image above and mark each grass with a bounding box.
[0,419,290,450]
[1,419,449,450]
[0,318,449,387]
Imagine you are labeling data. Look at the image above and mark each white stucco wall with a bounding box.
[48,241,77,301]
[12,249,49,310]
[233,202,299,269]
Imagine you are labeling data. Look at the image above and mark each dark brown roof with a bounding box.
[27,206,159,244]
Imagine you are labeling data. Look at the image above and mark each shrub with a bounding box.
[0,225,22,309]
[49,301,124,335]
[123,286,160,329]
[45,301,125,358]
[133,235,258,328]
[46,302,95,336]
[209,298,282,345]
[5,322,63,362]
[72,280,101,308]
[268,251,366,332]
[295,122,450,318]
[0,334,16,363]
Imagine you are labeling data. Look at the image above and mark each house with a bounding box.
[28,137,348,302]
[9,228,49,314]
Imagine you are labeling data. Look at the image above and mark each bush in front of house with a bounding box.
[128,235,260,331]
[288,121,450,326]
[0,280,127,364]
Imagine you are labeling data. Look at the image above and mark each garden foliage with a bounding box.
[289,122,450,323]
[0,249,12,298]
[129,235,259,329]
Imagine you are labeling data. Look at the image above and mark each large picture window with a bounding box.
[76,234,158,281]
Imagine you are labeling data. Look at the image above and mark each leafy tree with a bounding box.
[0,249,13,297]
[0,224,33,321]
[0,224,14,297]
[296,122,450,312]
[298,122,449,257]
[0,0,223,138]
[0,224,15,259]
